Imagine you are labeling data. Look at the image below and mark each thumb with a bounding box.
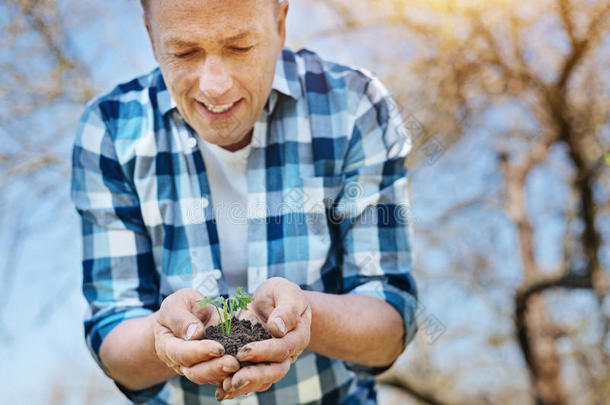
[266,296,308,338]
[158,289,212,341]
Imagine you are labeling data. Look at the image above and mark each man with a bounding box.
[71,0,418,403]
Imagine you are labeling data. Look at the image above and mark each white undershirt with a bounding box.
[198,138,250,294]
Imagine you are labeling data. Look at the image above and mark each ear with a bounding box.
[276,0,289,49]
[143,15,158,61]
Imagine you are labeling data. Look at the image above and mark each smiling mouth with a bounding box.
[198,99,242,116]
[201,100,237,113]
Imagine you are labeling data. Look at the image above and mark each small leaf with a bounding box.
[229,296,238,311]
[235,288,254,310]
[197,296,214,306]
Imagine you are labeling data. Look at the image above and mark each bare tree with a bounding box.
[305,0,610,404]
[1,1,140,403]
[0,0,98,332]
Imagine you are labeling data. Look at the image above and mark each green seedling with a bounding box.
[197,287,254,335]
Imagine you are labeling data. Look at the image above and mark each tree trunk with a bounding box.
[526,295,564,405]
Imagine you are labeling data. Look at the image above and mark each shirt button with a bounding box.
[187,137,197,149]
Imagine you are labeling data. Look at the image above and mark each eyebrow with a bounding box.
[163,30,257,48]
[224,31,252,43]
[164,38,198,48]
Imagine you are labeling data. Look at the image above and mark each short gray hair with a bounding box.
[140,0,282,19]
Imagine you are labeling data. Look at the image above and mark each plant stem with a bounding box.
[227,301,232,335]
[213,305,225,335]
[223,302,229,335]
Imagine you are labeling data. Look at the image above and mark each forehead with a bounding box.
[149,0,276,31]
[149,0,277,46]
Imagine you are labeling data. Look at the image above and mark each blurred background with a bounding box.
[1,0,609,404]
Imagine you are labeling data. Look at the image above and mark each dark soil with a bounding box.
[204,317,272,357]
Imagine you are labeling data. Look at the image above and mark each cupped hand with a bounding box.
[215,278,311,400]
[153,289,241,385]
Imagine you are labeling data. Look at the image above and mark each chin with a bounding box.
[203,132,239,145]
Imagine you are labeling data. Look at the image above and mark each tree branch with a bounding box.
[557,0,577,47]
[556,1,610,89]
[513,272,592,383]
[468,9,546,94]
[379,377,470,405]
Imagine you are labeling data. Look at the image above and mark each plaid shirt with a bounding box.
[71,47,418,405]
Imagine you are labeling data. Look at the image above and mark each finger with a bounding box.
[237,313,310,363]
[259,382,273,392]
[227,360,291,397]
[222,375,234,393]
[180,355,241,386]
[221,372,246,399]
[158,289,214,341]
[157,331,226,368]
[266,292,309,338]
[155,324,224,367]
[215,386,227,402]
[227,381,272,396]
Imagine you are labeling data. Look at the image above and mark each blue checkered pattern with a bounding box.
[71,47,418,405]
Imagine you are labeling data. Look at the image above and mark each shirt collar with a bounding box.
[157,47,302,118]
[270,47,302,102]
[156,71,176,117]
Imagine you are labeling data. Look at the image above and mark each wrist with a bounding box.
[302,290,318,320]
[302,290,325,351]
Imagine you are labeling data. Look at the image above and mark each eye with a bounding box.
[231,46,253,53]
[174,50,196,58]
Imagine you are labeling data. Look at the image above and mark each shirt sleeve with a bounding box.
[334,74,419,379]
[71,101,164,402]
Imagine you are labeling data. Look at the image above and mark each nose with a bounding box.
[199,55,233,100]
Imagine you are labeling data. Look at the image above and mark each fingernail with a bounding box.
[215,390,224,401]
[237,345,251,356]
[185,323,197,340]
[274,317,287,335]
[222,365,237,373]
[234,379,250,389]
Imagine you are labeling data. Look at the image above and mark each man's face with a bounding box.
[145,0,288,150]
